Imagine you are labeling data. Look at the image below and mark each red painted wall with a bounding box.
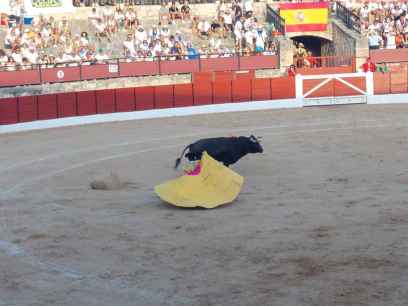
[174,84,194,107]
[18,96,37,122]
[77,91,97,116]
[0,98,18,124]
[115,88,135,112]
[37,94,57,120]
[0,76,300,126]
[96,89,116,114]
[57,93,77,118]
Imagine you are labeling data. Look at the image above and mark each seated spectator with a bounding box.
[159,2,170,25]
[95,19,110,42]
[135,25,147,44]
[24,46,39,64]
[11,47,23,65]
[198,19,211,38]
[169,1,182,23]
[211,16,225,38]
[5,56,16,71]
[0,49,8,67]
[181,1,191,21]
[186,42,198,59]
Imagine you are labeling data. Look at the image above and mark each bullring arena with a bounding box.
[2,0,408,305]
[1,104,408,306]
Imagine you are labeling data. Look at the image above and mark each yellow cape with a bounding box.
[155,152,244,208]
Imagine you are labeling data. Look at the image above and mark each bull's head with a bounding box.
[248,135,264,153]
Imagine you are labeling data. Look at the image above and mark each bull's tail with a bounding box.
[174,144,191,169]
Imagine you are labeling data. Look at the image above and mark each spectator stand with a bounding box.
[335,1,361,33]
[266,4,285,36]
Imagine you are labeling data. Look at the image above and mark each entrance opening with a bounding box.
[291,35,330,57]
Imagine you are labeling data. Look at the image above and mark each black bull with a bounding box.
[174,135,264,169]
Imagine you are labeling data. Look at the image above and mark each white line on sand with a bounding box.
[2,121,407,197]
[0,118,388,175]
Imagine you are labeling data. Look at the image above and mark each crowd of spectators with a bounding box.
[348,0,408,49]
[0,0,278,71]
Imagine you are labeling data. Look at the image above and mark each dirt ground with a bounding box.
[1,104,408,306]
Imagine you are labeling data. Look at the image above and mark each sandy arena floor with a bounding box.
[1,104,408,306]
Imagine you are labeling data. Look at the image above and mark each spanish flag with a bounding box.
[279,2,329,32]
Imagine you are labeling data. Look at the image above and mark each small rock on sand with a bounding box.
[90,173,126,191]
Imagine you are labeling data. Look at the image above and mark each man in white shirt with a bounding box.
[123,34,137,58]
[135,25,147,44]
[368,31,382,49]
[198,20,211,37]
[24,47,39,64]
[223,10,233,32]
[11,48,23,65]
[243,0,253,17]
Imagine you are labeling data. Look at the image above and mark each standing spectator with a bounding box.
[362,57,376,72]
[123,33,137,58]
[159,2,170,25]
[368,30,382,49]
[287,64,297,77]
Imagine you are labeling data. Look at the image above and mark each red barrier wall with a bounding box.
[213,81,232,104]
[155,85,174,109]
[232,79,251,102]
[77,91,97,116]
[38,94,57,120]
[193,72,213,83]
[251,79,271,101]
[0,76,300,126]
[57,92,77,118]
[115,88,135,112]
[0,98,18,124]
[0,70,40,87]
[160,59,200,75]
[200,57,239,72]
[370,49,408,63]
[193,82,213,105]
[271,77,296,99]
[239,55,278,70]
[374,72,390,94]
[82,64,120,80]
[18,96,37,122]
[119,61,159,77]
[41,67,81,83]
[174,84,194,107]
[135,86,155,110]
[96,89,116,114]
